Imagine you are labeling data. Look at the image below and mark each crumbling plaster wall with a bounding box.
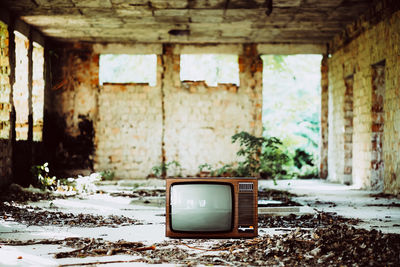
[50,43,262,178]
[328,7,400,194]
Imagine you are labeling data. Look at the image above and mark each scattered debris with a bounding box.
[54,239,153,258]
[370,192,400,199]
[0,203,143,227]
[259,211,361,228]
[258,188,301,206]
[3,224,399,266]
[150,225,399,266]
[58,259,145,266]
[314,200,337,207]
[0,184,55,203]
[0,237,154,259]
[1,184,399,266]
[110,189,165,198]
[365,202,400,208]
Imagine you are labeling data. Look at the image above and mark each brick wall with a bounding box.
[95,83,163,178]
[50,43,262,178]
[0,20,12,187]
[162,44,261,177]
[328,52,346,183]
[328,6,400,194]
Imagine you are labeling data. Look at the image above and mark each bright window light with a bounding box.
[99,54,157,86]
[32,42,44,141]
[180,54,239,86]
[13,31,29,141]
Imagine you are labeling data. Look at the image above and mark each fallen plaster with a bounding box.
[0,179,399,266]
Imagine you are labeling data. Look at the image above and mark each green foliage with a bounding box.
[214,164,234,177]
[31,162,56,190]
[231,131,290,179]
[293,148,314,169]
[100,170,115,181]
[151,163,165,178]
[198,163,213,173]
[259,137,290,179]
[197,163,235,177]
[232,132,264,177]
[152,161,182,178]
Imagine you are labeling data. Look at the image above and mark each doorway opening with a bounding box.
[261,54,322,178]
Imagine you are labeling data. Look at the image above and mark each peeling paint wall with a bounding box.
[49,43,262,178]
[328,6,400,194]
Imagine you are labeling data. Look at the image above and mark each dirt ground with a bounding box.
[0,179,399,266]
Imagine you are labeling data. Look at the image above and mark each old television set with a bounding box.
[166,177,258,238]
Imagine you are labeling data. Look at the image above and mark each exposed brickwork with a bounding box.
[95,83,163,178]
[328,53,346,184]
[319,55,329,179]
[343,76,354,185]
[52,43,98,137]
[163,44,262,177]
[330,0,400,54]
[50,43,262,178]
[328,8,400,194]
[370,63,385,191]
[48,43,98,172]
[239,44,263,137]
[0,20,12,187]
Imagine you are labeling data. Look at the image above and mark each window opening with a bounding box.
[32,42,44,141]
[13,31,29,141]
[99,54,157,86]
[261,54,322,178]
[180,54,239,86]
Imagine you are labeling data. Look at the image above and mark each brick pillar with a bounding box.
[239,44,263,137]
[370,62,385,191]
[160,44,178,178]
[343,76,354,185]
[319,55,329,179]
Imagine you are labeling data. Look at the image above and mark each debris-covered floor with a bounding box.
[1,179,400,266]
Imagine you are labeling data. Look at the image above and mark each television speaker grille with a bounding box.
[238,192,254,225]
[239,182,254,192]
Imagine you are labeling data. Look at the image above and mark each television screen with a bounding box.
[170,183,233,232]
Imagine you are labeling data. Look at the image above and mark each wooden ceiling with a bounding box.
[1,0,374,44]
